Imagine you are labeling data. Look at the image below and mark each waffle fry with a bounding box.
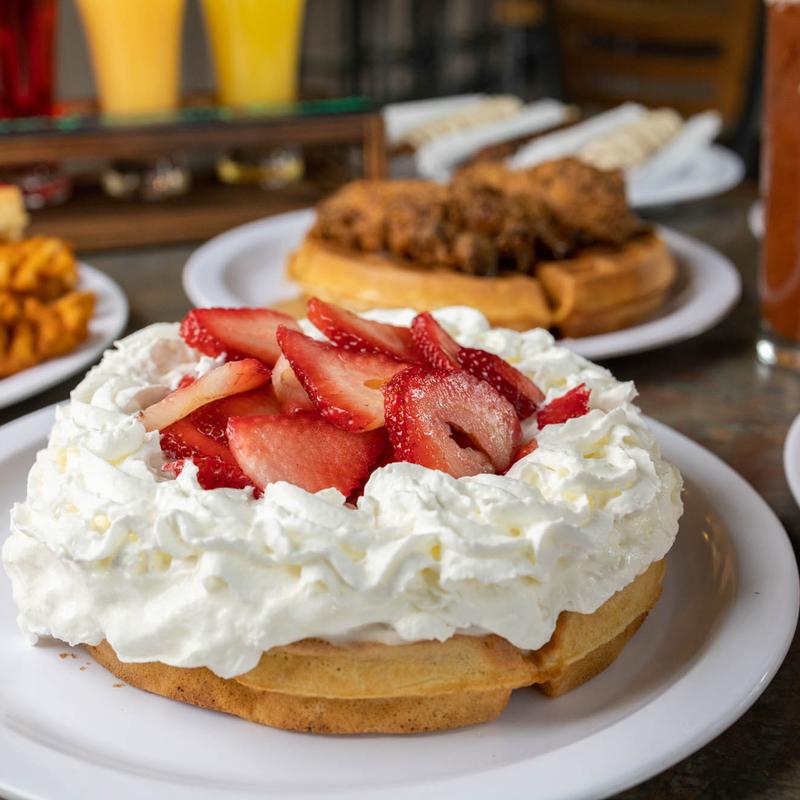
[0,236,79,301]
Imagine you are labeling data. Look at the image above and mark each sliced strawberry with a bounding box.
[227,412,386,495]
[179,307,301,366]
[140,358,269,432]
[383,366,521,478]
[162,456,253,491]
[410,312,461,370]
[511,437,538,465]
[271,353,315,413]
[457,347,544,420]
[190,388,281,443]
[277,326,409,432]
[176,374,196,389]
[537,384,591,428]
[307,298,418,361]
[160,418,238,464]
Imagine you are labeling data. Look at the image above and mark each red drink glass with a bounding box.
[0,0,57,119]
[758,0,800,369]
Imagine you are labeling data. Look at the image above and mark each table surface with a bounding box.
[1,181,798,799]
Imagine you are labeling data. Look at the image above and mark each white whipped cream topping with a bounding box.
[3,308,682,679]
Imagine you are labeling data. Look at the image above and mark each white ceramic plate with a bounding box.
[183,210,740,361]
[627,144,744,209]
[0,265,129,410]
[784,413,800,508]
[0,406,796,800]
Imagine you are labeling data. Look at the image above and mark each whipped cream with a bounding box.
[2,308,683,679]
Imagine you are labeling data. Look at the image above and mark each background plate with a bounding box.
[0,407,796,800]
[0,265,129,410]
[183,211,740,361]
[784,413,800,508]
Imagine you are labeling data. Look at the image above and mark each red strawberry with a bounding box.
[383,366,521,478]
[271,353,315,413]
[277,326,409,432]
[410,312,461,370]
[176,374,196,389]
[140,358,269,432]
[190,388,281,443]
[227,412,386,495]
[160,418,252,491]
[511,437,538,465]
[537,384,591,428]
[160,418,237,464]
[179,307,301,366]
[162,456,253,491]
[457,347,544,420]
[307,298,418,361]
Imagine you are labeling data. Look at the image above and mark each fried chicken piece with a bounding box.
[312,180,447,252]
[521,158,643,246]
[454,158,644,253]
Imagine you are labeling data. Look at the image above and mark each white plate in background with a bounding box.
[183,209,740,362]
[0,264,129,410]
[784,413,800,508]
[0,407,796,800]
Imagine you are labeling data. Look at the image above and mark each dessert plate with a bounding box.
[0,406,796,800]
[182,210,740,362]
[0,264,129,410]
[784,412,800,508]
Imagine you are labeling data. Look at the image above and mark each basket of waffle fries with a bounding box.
[0,234,95,379]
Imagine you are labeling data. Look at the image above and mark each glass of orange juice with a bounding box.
[75,0,185,117]
[201,0,306,109]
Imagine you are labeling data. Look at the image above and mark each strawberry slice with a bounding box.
[162,457,253,491]
[179,307,300,366]
[140,358,269,432]
[511,437,538,465]
[410,312,461,370]
[277,326,409,432]
[160,418,238,464]
[537,384,591,428]
[190,388,281,443]
[383,366,521,477]
[271,353,315,413]
[307,298,418,361]
[457,347,544,420]
[227,412,387,495]
[160,419,252,491]
[176,374,196,389]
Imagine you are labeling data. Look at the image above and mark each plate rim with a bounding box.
[182,211,740,362]
[0,264,129,411]
[627,144,745,210]
[0,406,796,800]
[784,412,800,508]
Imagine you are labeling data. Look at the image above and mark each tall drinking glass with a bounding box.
[201,0,306,188]
[75,0,189,200]
[201,0,306,108]
[75,0,185,117]
[758,0,800,369]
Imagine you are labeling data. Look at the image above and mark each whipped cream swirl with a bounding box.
[2,308,682,679]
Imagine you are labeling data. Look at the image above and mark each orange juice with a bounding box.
[76,0,185,116]
[201,0,305,107]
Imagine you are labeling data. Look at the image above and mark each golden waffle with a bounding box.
[87,559,664,734]
[287,232,675,334]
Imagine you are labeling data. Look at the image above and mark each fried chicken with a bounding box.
[311,158,644,276]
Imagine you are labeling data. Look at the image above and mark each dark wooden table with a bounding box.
[1,180,798,798]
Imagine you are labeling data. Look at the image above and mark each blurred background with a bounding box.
[0,0,762,251]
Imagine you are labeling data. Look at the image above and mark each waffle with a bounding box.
[287,231,675,334]
[86,559,664,734]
